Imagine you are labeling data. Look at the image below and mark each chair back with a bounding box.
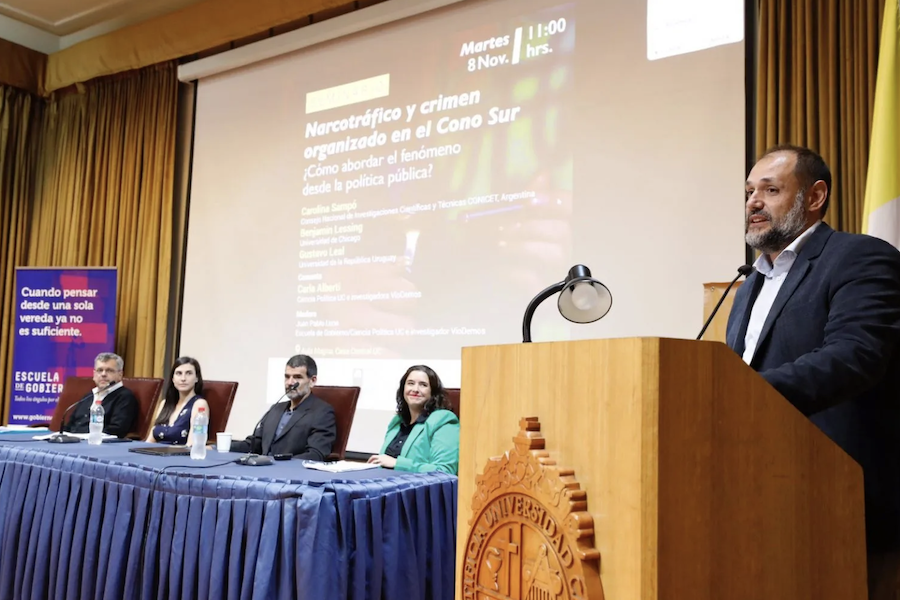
[313,385,360,460]
[123,378,165,439]
[50,376,163,438]
[444,387,461,417]
[200,380,239,435]
[49,377,96,432]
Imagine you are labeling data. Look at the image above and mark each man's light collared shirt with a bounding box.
[92,381,122,403]
[742,221,822,364]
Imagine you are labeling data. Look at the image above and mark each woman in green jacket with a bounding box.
[367,365,459,474]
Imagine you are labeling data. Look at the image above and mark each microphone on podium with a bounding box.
[47,394,92,444]
[696,265,754,340]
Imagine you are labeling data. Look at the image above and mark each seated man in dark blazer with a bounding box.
[231,354,336,461]
[728,144,900,600]
[64,352,138,438]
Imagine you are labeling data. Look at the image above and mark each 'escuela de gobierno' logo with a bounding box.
[463,417,604,600]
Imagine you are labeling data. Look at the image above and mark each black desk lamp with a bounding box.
[522,265,612,343]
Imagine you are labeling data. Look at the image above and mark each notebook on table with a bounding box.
[128,446,192,456]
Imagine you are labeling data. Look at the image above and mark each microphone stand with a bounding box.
[696,265,754,340]
[236,383,300,459]
[47,394,91,444]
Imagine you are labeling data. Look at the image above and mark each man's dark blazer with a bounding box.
[726,222,900,551]
[231,393,336,461]
[63,385,138,438]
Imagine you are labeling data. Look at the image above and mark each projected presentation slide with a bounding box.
[295,3,574,362]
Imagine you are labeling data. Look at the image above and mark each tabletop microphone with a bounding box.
[696,265,754,340]
[272,382,299,405]
[272,381,300,416]
[48,394,92,444]
[251,382,300,432]
[248,383,299,434]
[237,382,302,457]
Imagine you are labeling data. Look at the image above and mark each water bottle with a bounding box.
[190,406,208,460]
[88,399,104,445]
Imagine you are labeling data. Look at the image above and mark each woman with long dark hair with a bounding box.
[367,365,459,474]
[146,356,209,445]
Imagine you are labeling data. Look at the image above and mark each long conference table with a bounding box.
[0,437,457,600]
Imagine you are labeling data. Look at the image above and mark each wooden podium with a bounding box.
[457,337,866,600]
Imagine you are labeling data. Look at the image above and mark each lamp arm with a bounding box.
[522,281,565,343]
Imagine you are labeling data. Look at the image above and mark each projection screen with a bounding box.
[181,0,746,452]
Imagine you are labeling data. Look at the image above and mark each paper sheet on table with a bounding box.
[0,425,49,433]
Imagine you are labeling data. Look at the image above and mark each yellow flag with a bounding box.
[863,0,900,248]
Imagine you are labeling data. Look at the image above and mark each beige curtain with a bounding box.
[1,63,178,395]
[756,0,886,233]
[0,86,45,422]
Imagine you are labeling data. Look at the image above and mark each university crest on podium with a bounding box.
[463,417,604,600]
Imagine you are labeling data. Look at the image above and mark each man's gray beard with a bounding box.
[745,191,808,255]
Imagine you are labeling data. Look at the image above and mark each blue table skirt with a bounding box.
[0,442,457,600]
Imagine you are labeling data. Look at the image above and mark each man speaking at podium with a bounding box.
[727,145,900,598]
